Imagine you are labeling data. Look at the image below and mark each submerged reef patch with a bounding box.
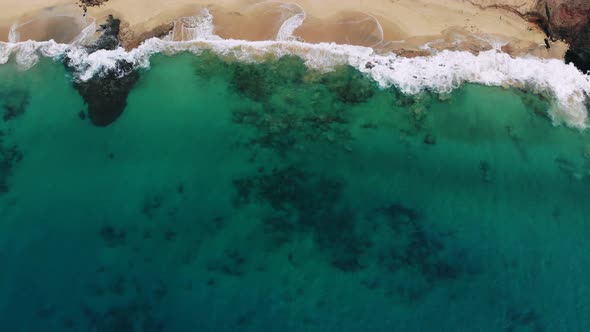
[199,56,379,156]
[1,89,30,121]
[81,278,167,332]
[232,165,478,290]
[0,131,23,193]
[228,55,307,102]
[505,309,545,332]
[370,203,477,295]
[224,56,479,296]
[233,166,366,272]
[321,65,377,104]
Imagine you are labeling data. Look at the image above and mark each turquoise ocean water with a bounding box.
[1,52,589,331]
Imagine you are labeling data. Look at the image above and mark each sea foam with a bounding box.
[276,3,306,41]
[1,9,589,128]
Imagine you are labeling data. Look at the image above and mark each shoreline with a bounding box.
[0,0,568,59]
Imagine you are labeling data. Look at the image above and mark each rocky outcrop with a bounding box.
[469,0,590,73]
[77,0,110,13]
[544,0,590,73]
[65,15,139,126]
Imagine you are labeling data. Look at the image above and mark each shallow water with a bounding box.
[1,52,589,331]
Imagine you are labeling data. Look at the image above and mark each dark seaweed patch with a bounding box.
[81,295,165,332]
[62,317,76,329]
[228,55,307,102]
[233,166,477,288]
[206,56,381,156]
[108,275,127,296]
[233,166,367,272]
[139,186,185,221]
[0,132,23,194]
[321,65,377,104]
[1,89,30,121]
[81,277,167,332]
[236,309,256,327]
[35,306,57,319]
[99,225,127,248]
[231,101,352,156]
[371,203,478,302]
[505,309,545,332]
[192,50,233,79]
[231,63,273,102]
[207,249,247,276]
[141,194,164,219]
[479,160,494,183]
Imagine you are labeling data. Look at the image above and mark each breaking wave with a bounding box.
[1,7,589,129]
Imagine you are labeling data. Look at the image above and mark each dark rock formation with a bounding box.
[65,15,138,126]
[470,0,590,72]
[73,61,138,126]
[77,0,110,14]
[86,15,121,53]
[546,1,590,73]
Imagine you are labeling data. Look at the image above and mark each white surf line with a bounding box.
[1,35,589,129]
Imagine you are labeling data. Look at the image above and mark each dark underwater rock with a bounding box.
[65,15,138,127]
[544,1,590,73]
[73,62,138,126]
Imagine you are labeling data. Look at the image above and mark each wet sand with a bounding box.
[1,4,92,44]
[0,0,567,58]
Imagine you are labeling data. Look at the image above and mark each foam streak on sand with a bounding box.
[8,23,18,43]
[1,35,589,128]
[166,9,221,42]
[276,3,306,41]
